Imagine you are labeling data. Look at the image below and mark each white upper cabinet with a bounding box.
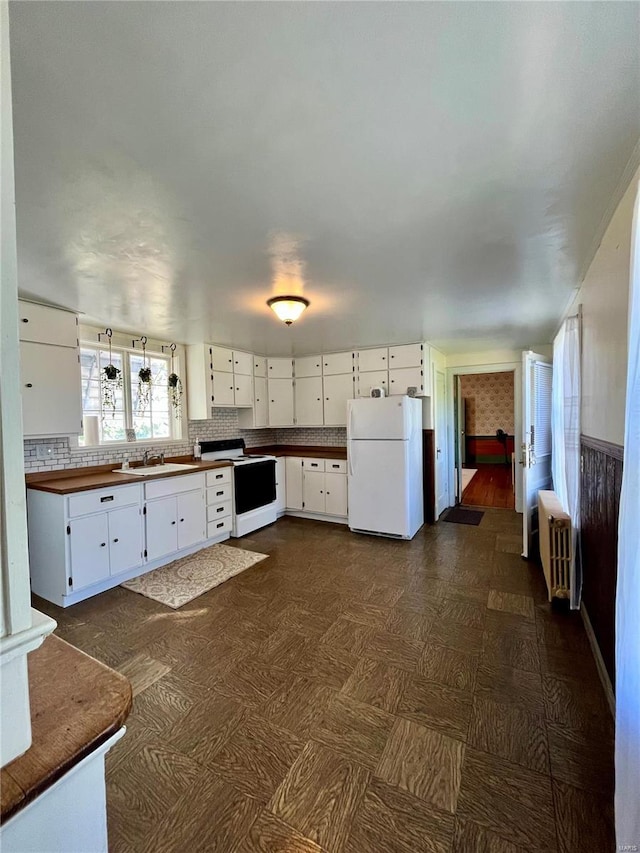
[267,357,293,379]
[18,300,78,348]
[233,350,253,376]
[212,371,235,406]
[253,377,268,426]
[388,366,424,396]
[388,343,423,370]
[357,347,388,372]
[295,355,322,378]
[295,376,324,426]
[233,373,253,407]
[210,345,234,373]
[268,377,295,425]
[254,356,267,377]
[357,369,389,398]
[323,373,354,426]
[322,351,353,375]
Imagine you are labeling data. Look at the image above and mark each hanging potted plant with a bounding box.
[166,343,183,417]
[136,336,152,411]
[100,329,122,416]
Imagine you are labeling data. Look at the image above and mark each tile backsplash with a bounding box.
[23,410,346,472]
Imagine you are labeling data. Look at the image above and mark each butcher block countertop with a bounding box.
[248,444,347,460]
[0,635,132,823]
[25,456,233,495]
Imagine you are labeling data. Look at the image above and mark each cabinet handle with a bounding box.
[25,383,33,388]
[325,397,329,401]
[326,491,330,495]
[100,542,106,547]
[217,521,224,528]
[216,490,224,496]
[21,318,29,323]
[332,464,339,468]
[317,398,320,401]
[113,538,119,543]
[217,506,224,513]
[171,520,176,525]
[180,518,185,522]
[100,495,114,503]
[216,474,223,479]
[320,490,323,494]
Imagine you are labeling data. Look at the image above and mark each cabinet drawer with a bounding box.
[205,467,232,487]
[302,457,325,471]
[145,473,205,499]
[208,516,232,537]
[325,459,347,474]
[68,484,141,518]
[206,483,232,506]
[18,301,78,347]
[207,501,232,523]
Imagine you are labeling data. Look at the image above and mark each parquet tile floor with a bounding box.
[34,510,614,852]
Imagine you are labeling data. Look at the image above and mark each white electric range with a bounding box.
[199,439,277,537]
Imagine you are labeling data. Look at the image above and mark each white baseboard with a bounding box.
[284,510,348,526]
[581,604,615,717]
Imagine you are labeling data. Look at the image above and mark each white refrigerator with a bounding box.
[347,396,424,539]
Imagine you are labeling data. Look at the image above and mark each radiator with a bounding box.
[537,490,572,601]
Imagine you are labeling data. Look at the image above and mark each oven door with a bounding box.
[234,460,276,515]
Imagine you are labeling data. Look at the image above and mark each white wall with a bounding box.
[569,167,640,447]
[446,346,552,370]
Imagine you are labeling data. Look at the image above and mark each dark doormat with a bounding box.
[442,507,484,526]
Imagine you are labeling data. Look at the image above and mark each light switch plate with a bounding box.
[36,444,54,461]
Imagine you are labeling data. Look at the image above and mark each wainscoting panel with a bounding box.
[580,435,623,689]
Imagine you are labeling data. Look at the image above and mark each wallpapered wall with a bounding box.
[460,371,514,435]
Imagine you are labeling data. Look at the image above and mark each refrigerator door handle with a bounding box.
[348,441,355,477]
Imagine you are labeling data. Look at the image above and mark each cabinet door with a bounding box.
[177,489,206,550]
[69,513,110,591]
[357,370,389,398]
[145,496,178,561]
[357,347,388,372]
[303,469,325,514]
[295,376,323,426]
[21,342,83,437]
[212,371,235,406]
[267,358,293,379]
[285,457,303,510]
[275,458,286,513]
[389,366,424,396]
[322,352,353,375]
[268,378,294,426]
[234,373,253,407]
[108,506,143,576]
[323,373,354,426]
[388,343,423,370]
[233,350,253,376]
[211,345,234,373]
[18,301,78,347]
[254,356,267,377]
[325,471,348,517]
[295,355,322,378]
[254,377,268,427]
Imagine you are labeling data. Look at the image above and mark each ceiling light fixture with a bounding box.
[267,295,310,325]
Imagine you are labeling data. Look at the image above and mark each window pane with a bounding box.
[79,346,126,445]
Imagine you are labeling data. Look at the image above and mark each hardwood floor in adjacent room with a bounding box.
[462,464,515,509]
[34,511,614,853]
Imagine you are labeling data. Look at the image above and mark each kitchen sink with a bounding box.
[114,462,199,476]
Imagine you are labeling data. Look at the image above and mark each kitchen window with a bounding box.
[79,343,182,445]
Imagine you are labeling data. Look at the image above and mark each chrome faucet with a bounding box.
[142,450,165,466]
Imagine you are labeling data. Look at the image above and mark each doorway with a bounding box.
[455,370,516,509]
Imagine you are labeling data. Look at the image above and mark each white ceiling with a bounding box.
[8,1,640,356]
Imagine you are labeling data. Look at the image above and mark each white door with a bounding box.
[388,343,423,370]
[357,347,388,372]
[454,376,464,503]
[20,342,82,437]
[325,472,348,516]
[177,489,206,550]
[347,397,420,441]
[285,457,303,510]
[275,458,286,513]
[268,378,294,426]
[324,373,354,426]
[389,367,424,396]
[322,352,353,375]
[254,377,268,427]
[356,370,388,398]
[108,506,143,575]
[522,351,553,558]
[303,469,326,514]
[233,350,253,375]
[69,513,110,590]
[212,371,235,406]
[435,368,449,517]
[295,376,324,425]
[146,496,178,560]
[348,439,410,536]
[234,373,253,407]
[211,346,234,373]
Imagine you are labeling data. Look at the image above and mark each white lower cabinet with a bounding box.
[325,471,348,516]
[68,513,111,591]
[275,458,286,514]
[285,457,303,510]
[177,489,207,549]
[284,457,348,518]
[144,476,206,560]
[145,495,179,561]
[302,469,325,513]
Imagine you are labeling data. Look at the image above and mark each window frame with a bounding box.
[76,336,185,449]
